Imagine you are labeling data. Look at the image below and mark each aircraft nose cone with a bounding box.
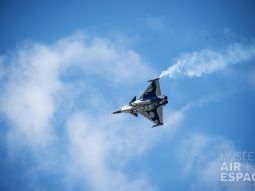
[112,109,121,114]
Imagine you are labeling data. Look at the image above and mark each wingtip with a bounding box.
[151,122,164,128]
[148,77,160,82]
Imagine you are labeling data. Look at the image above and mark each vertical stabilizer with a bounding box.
[129,96,136,105]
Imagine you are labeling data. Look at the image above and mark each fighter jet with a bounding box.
[112,78,168,127]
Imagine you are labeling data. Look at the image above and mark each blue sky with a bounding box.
[0,1,255,191]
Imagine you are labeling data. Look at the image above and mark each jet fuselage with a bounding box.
[112,78,167,127]
[113,95,168,115]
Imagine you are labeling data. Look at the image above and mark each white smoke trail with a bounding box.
[160,43,255,78]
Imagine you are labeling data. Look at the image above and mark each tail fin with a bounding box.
[129,96,136,105]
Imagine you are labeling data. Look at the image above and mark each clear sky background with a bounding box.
[0,1,255,191]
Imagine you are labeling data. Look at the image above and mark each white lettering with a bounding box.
[234,162,241,171]
[221,162,228,171]
[236,173,243,181]
[221,173,227,181]
[243,173,251,182]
